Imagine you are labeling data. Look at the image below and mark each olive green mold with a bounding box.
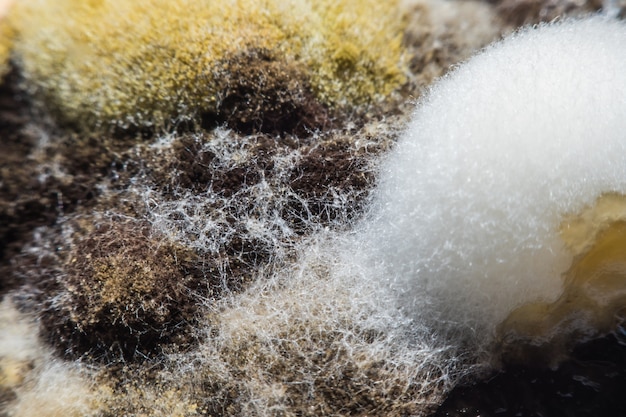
[0,20,12,78]
[9,0,407,132]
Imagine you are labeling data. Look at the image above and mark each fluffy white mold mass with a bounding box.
[359,17,626,357]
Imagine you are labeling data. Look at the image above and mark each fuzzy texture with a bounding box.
[98,236,463,416]
[32,216,205,361]
[0,15,12,77]
[0,300,102,417]
[0,0,516,415]
[495,0,603,27]
[361,17,626,355]
[401,0,502,92]
[8,0,407,131]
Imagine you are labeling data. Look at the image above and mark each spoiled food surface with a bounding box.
[5,3,626,417]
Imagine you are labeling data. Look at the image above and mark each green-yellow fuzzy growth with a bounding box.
[9,0,407,131]
[0,21,12,78]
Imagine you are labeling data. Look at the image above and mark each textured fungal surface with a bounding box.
[8,0,408,132]
[0,300,103,417]
[494,0,603,26]
[23,216,206,361]
[7,1,626,417]
[0,23,11,78]
[361,16,626,363]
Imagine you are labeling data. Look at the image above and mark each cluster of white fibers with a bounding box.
[167,233,463,416]
[140,129,301,257]
[357,17,626,355]
[0,300,102,417]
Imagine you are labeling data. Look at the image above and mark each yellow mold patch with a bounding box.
[0,0,14,78]
[0,24,11,77]
[8,0,407,131]
[498,194,626,365]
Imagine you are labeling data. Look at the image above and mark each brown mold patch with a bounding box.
[263,335,441,416]
[147,134,281,283]
[400,0,503,104]
[205,50,331,136]
[160,135,281,196]
[0,70,66,296]
[286,136,381,234]
[96,365,203,417]
[151,128,380,249]
[28,218,206,362]
[150,125,390,245]
[494,0,602,27]
[0,74,38,294]
[0,69,142,297]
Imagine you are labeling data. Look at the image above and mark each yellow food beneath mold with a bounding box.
[498,194,626,364]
